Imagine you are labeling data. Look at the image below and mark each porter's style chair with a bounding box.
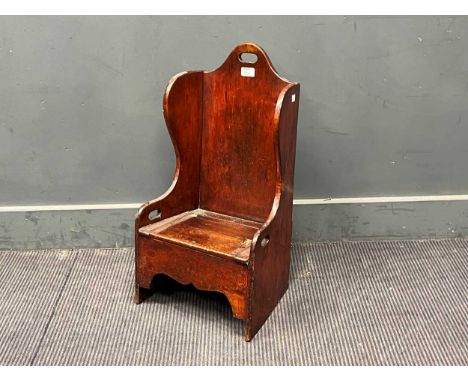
[134,43,300,341]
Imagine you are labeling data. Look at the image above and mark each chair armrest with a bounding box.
[135,193,171,230]
[250,191,281,255]
[135,182,198,230]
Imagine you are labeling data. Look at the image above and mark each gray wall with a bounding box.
[1,16,468,248]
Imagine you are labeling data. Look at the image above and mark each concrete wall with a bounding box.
[1,16,468,249]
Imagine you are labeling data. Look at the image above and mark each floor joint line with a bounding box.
[29,250,79,365]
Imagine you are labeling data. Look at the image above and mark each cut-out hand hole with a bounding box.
[261,237,270,247]
[239,52,258,64]
[149,209,161,220]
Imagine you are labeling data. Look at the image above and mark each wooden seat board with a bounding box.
[139,209,262,263]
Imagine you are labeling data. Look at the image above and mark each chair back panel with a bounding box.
[199,43,291,222]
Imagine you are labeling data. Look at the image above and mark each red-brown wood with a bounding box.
[135,42,300,341]
[139,209,262,263]
[136,237,250,320]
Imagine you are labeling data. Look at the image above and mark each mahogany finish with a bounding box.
[135,43,300,341]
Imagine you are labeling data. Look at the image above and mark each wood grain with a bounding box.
[136,237,249,320]
[139,209,262,263]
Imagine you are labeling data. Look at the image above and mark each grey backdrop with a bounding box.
[1,16,468,248]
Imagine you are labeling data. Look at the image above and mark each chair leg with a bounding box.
[134,282,152,304]
[244,302,270,341]
[244,322,255,342]
[244,306,271,342]
[243,282,289,342]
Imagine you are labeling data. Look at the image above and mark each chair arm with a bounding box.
[135,196,167,230]
[250,193,281,257]
[135,184,197,230]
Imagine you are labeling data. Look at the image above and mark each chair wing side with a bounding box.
[135,71,204,229]
[245,82,300,341]
[250,82,300,254]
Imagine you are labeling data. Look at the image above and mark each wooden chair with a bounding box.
[134,42,300,341]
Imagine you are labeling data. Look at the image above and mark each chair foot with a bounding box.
[244,283,290,342]
[244,323,254,342]
[244,317,266,342]
[134,283,152,304]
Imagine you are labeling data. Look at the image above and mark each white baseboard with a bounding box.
[2,194,468,212]
[0,203,142,213]
[293,194,468,205]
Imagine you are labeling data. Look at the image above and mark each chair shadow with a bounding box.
[143,274,243,334]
